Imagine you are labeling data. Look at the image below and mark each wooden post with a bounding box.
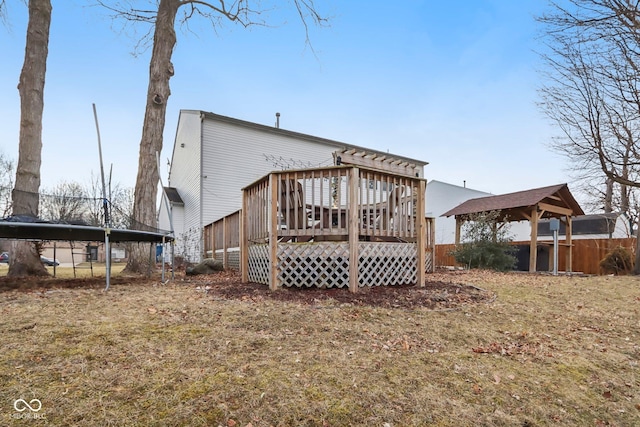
[210,223,216,260]
[222,216,228,269]
[416,180,426,286]
[348,167,359,293]
[269,173,279,291]
[454,217,462,245]
[529,206,539,273]
[566,214,573,273]
[241,193,248,282]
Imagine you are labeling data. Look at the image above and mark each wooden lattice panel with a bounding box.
[247,244,270,285]
[358,242,417,287]
[277,242,350,288]
[425,252,433,274]
[228,251,240,271]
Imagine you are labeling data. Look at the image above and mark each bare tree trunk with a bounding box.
[8,0,51,277]
[635,217,640,275]
[124,0,179,275]
[604,178,613,213]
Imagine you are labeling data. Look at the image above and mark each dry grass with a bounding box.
[0,270,639,426]
[0,263,126,279]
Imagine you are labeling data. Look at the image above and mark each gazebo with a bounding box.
[441,184,584,272]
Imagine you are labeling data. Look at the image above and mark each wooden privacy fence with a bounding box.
[435,238,636,275]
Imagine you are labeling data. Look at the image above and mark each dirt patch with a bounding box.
[0,269,494,309]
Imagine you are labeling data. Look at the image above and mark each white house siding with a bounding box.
[426,180,493,244]
[164,110,427,262]
[201,118,342,226]
[167,111,203,261]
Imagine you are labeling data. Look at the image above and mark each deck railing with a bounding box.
[243,165,423,243]
[203,210,241,269]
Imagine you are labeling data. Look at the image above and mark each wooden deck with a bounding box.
[236,165,432,292]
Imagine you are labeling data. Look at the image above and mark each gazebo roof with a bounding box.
[441,183,584,221]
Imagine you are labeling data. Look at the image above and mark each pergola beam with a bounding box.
[538,202,573,217]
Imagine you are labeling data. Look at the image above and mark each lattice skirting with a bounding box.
[425,251,433,273]
[247,244,270,285]
[277,242,351,288]
[247,242,428,288]
[214,249,240,271]
[272,242,418,288]
[358,242,417,287]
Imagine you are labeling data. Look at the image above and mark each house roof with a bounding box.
[441,183,585,221]
[196,110,428,168]
[163,187,184,205]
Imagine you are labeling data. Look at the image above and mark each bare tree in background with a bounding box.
[80,172,134,228]
[109,185,135,229]
[8,0,51,277]
[98,0,328,274]
[40,181,88,223]
[538,0,640,272]
[0,151,14,217]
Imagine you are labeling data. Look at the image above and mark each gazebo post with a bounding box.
[529,206,539,273]
[454,216,462,245]
[566,214,573,272]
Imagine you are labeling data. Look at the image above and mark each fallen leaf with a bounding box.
[147,307,157,314]
[227,419,236,427]
[472,384,482,394]
[493,373,501,384]
[603,391,612,399]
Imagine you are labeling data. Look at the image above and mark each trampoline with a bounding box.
[0,219,174,290]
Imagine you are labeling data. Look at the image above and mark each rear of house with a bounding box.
[159,110,427,262]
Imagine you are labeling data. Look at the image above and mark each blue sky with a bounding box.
[0,1,571,201]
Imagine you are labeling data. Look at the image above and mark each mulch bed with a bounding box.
[0,270,495,309]
[185,270,495,309]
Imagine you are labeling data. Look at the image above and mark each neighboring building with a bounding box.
[159,110,428,261]
[40,241,129,264]
[426,180,491,244]
[426,180,531,244]
[537,212,633,240]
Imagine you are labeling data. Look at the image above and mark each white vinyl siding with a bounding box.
[167,111,203,261]
[200,119,338,225]
[163,110,427,262]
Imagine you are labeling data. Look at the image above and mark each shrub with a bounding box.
[450,210,516,272]
[599,246,634,275]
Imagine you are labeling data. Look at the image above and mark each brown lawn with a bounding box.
[0,269,638,426]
